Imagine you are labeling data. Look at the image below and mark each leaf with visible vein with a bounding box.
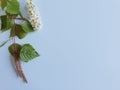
[20,44,39,62]
[1,15,13,32]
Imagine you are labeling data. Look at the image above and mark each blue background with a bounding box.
[0,0,120,90]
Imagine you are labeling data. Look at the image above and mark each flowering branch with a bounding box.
[0,0,42,83]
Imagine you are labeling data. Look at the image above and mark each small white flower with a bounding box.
[26,0,42,30]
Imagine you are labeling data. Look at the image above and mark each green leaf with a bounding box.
[1,15,13,32]
[20,44,39,62]
[15,24,28,39]
[1,15,7,31]
[6,0,20,14]
[1,0,8,9]
[8,43,22,56]
[0,39,10,48]
[21,21,34,33]
[10,24,28,39]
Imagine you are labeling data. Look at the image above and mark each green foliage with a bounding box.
[6,0,20,14]
[10,24,28,39]
[1,15,13,32]
[0,0,8,10]
[0,0,40,83]
[15,24,28,39]
[1,0,40,62]
[20,44,40,62]
[8,43,22,55]
[22,21,34,33]
[9,43,39,62]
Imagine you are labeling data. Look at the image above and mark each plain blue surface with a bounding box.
[0,0,120,90]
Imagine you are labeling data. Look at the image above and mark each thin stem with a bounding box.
[12,23,28,83]
[9,17,28,21]
[15,18,28,21]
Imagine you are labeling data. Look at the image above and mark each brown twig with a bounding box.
[12,23,28,83]
[9,16,28,21]
[13,52,28,83]
[15,18,28,21]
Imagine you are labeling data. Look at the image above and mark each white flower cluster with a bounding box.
[26,0,42,30]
